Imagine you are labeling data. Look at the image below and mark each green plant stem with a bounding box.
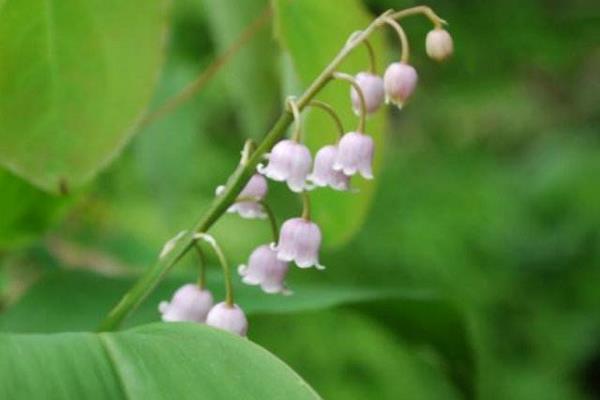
[193,243,206,289]
[287,97,302,142]
[235,196,279,242]
[260,201,279,242]
[390,6,447,28]
[383,17,410,63]
[97,9,406,331]
[195,234,234,306]
[332,72,367,133]
[364,39,377,73]
[307,100,345,139]
[301,192,311,220]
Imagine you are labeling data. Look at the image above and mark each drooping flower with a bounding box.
[351,72,385,115]
[257,140,312,192]
[238,244,290,294]
[332,132,374,179]
[158,284,214,323]
[426,28,454,61]
[383,62,418,108]
[308,145,351,190]
[217,174,268,219]
[206,302,248,336]
[274,217,324,269]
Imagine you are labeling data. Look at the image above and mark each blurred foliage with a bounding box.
[1,0,599,399]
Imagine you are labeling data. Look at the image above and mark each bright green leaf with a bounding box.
[0,0,168,193]
[273,0,388,247]
[0,323,320,399]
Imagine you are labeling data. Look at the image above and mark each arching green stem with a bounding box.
[332,72,367,133]
[383,17,410,63]
[235,196,279,242]
[195,234,234,306]
[390,6,447,29]
[287,97,302,142]
[193,243,206,289]
[307,100,345,139]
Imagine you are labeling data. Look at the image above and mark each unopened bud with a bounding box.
[426,28,453,61]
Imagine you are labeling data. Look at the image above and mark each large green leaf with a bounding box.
[0,269,475,398]
[0,0,168,193]
[273,0,388,247]
[0,322,319,399]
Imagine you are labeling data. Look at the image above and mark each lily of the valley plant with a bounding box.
[99,6,453,336]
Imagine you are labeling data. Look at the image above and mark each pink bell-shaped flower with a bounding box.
[332,132,374,179]
[426,28,454,61]
[206,302,248,336]
[158,284,214,323]
[308,145,350,191]
[383,62,418,108]
[258,140,312,192]
[351,72,385,115]
[221,174,267,219]
[274,217,324,269]
[238,244,290,294]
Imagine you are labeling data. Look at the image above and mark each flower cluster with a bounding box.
[158,12,453,337]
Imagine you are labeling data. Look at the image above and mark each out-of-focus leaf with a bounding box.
[273,0,388,247]
[0,269,475,398]
[0,170,70,249]
[0,0,168,193]
[201,0,278,139]
[252,309,461,400]
[0,323,319,400]
[0,269,431,332]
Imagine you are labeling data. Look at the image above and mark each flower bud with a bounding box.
[351,72,385,115]
[158,284,214,323]
[426,28,453,61]
[238,244,290,294]
[332,132,374,179]
[308,145,350,191]
[274,217,324,269]
[206,302,248,336]
[225,174,268,219]
[383,62,418,108]
[257,140,312,192]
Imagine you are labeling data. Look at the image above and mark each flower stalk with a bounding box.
[97,6,447,331]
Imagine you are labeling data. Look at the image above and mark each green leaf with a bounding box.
[0,170,71,249]
[200,0,279,139]
[0,323,319,399]
[252,309,462,400]
[0,269,431,332]
[0,0,168,193]
[273,0,388,247]
[0,270,475,398]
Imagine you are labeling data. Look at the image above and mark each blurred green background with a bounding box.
[1,0,599,399]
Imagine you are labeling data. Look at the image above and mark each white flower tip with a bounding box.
[158,301,169,313]
[237,264,247,275]
[159,230,187,259]
[282,288,294,296]
[315,264,326,271]
[215,185,226,196]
